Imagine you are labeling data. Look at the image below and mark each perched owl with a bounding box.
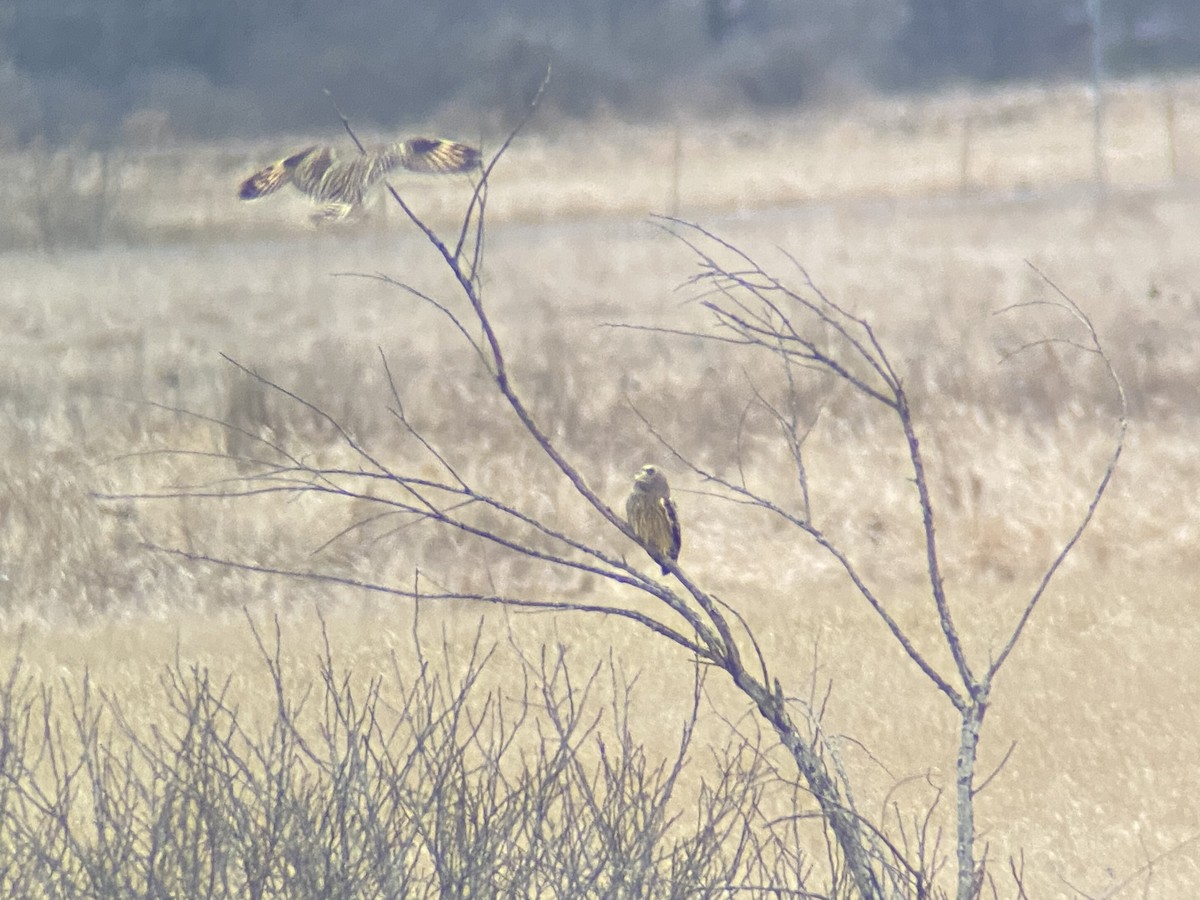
[238,137,481,222]
[625,464,682,575]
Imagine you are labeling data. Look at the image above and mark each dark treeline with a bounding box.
[0,0,1196,143]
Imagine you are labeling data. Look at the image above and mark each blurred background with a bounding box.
[2,9,1198,890]
[1,0,1197,144]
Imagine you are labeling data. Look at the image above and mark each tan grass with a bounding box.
[4,76,1200,248]
[1,78,1199,893]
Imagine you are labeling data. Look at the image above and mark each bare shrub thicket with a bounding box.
[1,614,804,897]
[96,91,1127,898]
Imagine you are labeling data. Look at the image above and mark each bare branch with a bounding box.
[144,542,710,658]
[989,266,1128,680]
[972,740,1018,798]
[897,393,976,692]
[333,271,490,369]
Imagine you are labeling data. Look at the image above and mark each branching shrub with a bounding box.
[0,614,813,898]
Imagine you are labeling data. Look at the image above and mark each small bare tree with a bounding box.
[634,226,1126,899]
[110,86,1126,899]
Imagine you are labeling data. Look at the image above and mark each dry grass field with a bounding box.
[2,76,1200,894]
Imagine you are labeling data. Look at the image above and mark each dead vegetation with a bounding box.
[0,78,1198,895]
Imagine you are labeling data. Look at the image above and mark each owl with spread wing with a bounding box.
[625,464,682,575]
[238,137,481,222]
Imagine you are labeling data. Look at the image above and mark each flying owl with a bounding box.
[238,137,482,222]
[625,464,682,575]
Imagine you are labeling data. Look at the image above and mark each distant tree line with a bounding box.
[0,0,1196,141]
[7,0,278,85]
[903,0,1200,83]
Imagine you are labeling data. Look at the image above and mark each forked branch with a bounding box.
[988,264,1128,680]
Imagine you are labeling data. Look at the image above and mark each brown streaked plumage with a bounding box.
[625,464,682,575]
[238,137,481,222]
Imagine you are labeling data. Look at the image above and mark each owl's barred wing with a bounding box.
[296,148,336,190]
[237,147,318,200]
[663,497,681,562]
[397,138,482,174]
[238,161,291,200]
[651,497,682,574]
